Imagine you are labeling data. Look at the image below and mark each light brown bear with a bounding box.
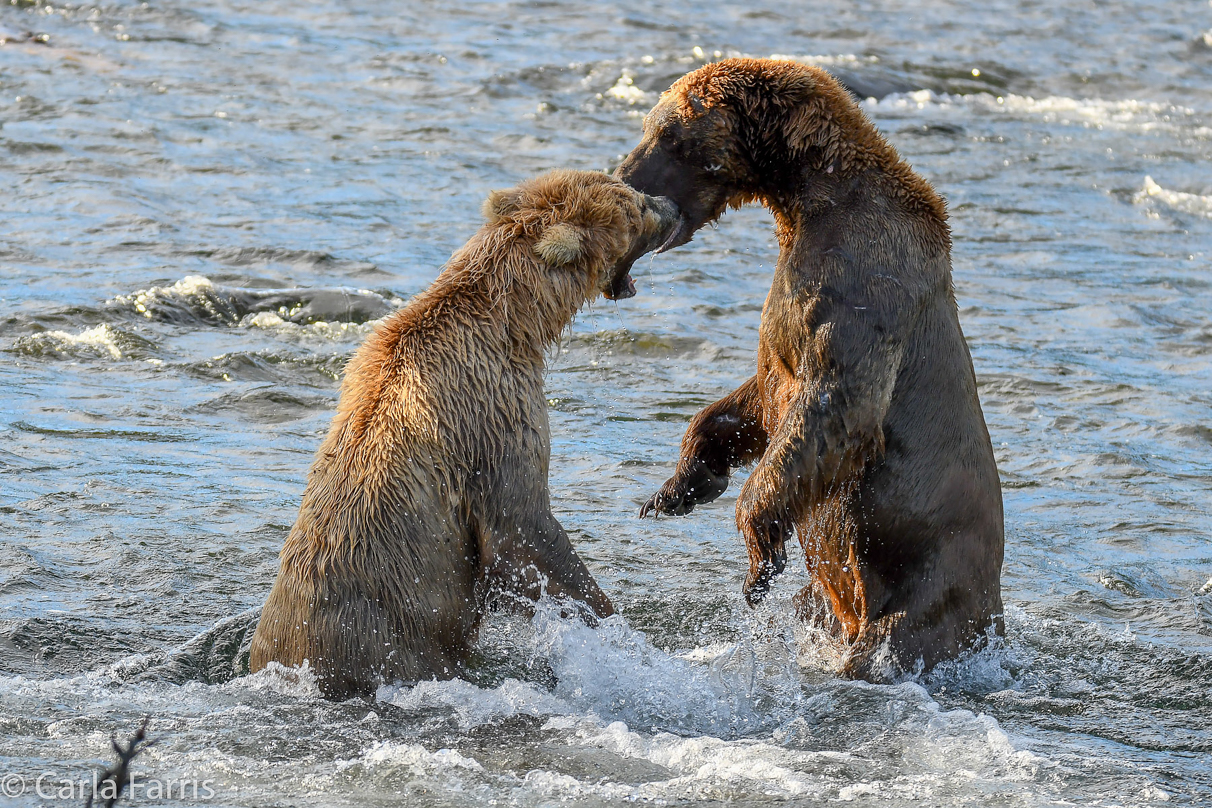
[249,170,679,699]
[617,58,1004,678]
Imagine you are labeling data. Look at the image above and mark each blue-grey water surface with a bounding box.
[2,0,1212,805]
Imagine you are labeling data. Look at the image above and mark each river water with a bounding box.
[2,0,1211,805]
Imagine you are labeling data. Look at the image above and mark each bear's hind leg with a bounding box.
[843,574,1000,681]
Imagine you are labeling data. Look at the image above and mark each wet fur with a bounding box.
[249,170,673,698]
[617,59,1004,678]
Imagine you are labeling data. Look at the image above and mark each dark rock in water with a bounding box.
[190,388,335,424]
[828,68,919,101]
[0,26,50,45]
[111,277,398,327]
[234,288,396,325]
[123,608,261,686]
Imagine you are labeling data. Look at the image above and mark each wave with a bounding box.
[865,89,1200,133]
[563,328,723,359]
[12,323,159,362]
[188,387,337,423]
[182,246,380,277]
[178,350,347,385]
[115,608,260,686]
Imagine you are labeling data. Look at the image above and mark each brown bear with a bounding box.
[249,170,679,698]
[616,58,1004,679]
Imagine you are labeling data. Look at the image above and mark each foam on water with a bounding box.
[864,89,1199,133]
[604,73,647,105]
[13,324,138,361]
[241,310,382,341]
[595,50,892,109]
[767,52,875,66]
[1135,176,1212,220]
[351,741,485,774]
[983,94,1191,126]
[111,275,225,322]
[3,601,1195,806]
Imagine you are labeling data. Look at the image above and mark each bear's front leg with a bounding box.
[735,461,793,606]
[480,510,614,621]
[733,384,863,607]
[640,375,767,517]
[639,457,729,518]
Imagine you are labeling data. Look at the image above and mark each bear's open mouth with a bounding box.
[602,195,683,301]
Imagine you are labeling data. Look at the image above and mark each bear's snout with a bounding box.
[602,194,682,301]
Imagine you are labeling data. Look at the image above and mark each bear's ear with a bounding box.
[482,188,520,223]
[534,223,584,266]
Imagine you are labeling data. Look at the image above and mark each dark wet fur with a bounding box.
[618,59,1004,679]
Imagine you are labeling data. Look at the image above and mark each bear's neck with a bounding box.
[501,283,581,358]
[457,255,586,361]
[739,91,950,251]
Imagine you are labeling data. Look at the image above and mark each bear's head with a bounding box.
[614,58,882,249]
[482,170,680,301]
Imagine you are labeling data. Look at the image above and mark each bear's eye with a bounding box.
[658,128,685,157]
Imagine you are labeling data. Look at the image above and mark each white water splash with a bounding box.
[113,275,219,319]
[1135,176,1212,219]
[377,675,569,729]
[865,89,1196,133]
[604,72,647,104]
[107,275,393,340]
[22,324,127,359]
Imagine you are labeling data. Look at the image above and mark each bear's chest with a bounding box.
[759,286,832,365]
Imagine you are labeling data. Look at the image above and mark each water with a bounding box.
[2,0,1211,804]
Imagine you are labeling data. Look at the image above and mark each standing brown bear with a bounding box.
[250,170,679,698]
[617,58,1004,678]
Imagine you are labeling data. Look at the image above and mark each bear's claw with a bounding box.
[742,550,788,607]
[638,459,729,518]
[639,489,695,518]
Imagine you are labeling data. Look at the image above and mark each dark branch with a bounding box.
[85,717,152,808]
